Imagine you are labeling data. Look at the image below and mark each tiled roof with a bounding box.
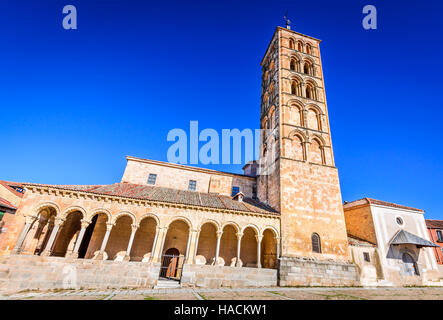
[0,197,17,210]
[347,234,376,247]
[344,198,424,213]
[426,220,443,229]
[23,182,279,216]
[0,180,25,198]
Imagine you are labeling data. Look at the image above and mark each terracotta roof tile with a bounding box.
[23,182,279,216]
[347,234,376,247]
[0,197,17,210]
[0,180,25,198]
[426,220,443,229]
[344,197,424,213]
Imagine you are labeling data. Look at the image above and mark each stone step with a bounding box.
[155,279,181,289]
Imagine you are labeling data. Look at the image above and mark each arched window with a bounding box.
[297,41,303,52]
[291,79,302,96]
[290,59,296,71]
[305,83,317,100]
[312,233,321,253]
[289,38,295,49]
[306,43,312,55]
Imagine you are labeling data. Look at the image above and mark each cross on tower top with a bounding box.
[283,11,291,29]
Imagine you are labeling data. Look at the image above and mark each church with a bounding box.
[0,25,439,291]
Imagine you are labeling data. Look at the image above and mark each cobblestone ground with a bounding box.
[2,287,443,300]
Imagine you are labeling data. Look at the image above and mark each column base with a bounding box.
[40,251,52,257]
[65,252,79,259]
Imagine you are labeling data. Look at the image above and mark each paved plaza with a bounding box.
[2,287,443,300]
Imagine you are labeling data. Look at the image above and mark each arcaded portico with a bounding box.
[8,175,280,289]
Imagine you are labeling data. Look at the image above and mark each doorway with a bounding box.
[160,248,182,280]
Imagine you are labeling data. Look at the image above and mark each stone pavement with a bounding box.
[3,287,443,300]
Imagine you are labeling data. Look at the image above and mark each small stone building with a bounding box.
[344,198,441,286]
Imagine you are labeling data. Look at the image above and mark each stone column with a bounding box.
[69,220,90,258]
[100,223,114,252]
[256,235,263,268]
[193,230,201,263]
[152,227,168,263]
[236,232,243,267]
[214,231,223,264]
[150,226,160,260]
[41,218,65,257]
[185,229,199,264]
[11,216,36,254]
[125,224,139,260]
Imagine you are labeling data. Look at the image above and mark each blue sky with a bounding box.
[0,1,442,217]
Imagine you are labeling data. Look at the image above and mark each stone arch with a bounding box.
[196,222,218,265]
[261,228,278,269]
[241,226,258,267]
[260,226,279,238]
[32,202,60,219]
[305,80,317,100]
[86,208,112,223]
[288,37,295,49]
[60,206,86,220]
[20,203,59,255]
[167,216,193,230]
[162,219,190,258]
[241,224,260,235]
[105,215,133,260]
[290,77,303,96]
[219,223,238,266]
[285,101,304,126]
[310,133,327,146]
[309,137,325,165]
[306,107,321,131]
[221,221,240,233]
[305,42,313,55]
[268,105,276,130]
[51,209,84,257]
[311,232,322,253]
[297,40,304,52]
[111,211,136,225]
[137,213,160,226]
[289,54,301,72]
[130,215,158,261]
[199,219,220,233]
[82,212,110,259]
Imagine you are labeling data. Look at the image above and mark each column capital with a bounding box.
[24,215,38,224]
[54,217,65,226]
[80,219,91,229]
[236,232,243,240]
[216,231,223,238]
[255,235,263,242]
[106,222,115,231]
[131,224,139,232]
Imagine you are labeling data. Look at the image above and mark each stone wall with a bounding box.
[0,255,160,292]
[278,257,359,286]
[181,264,278,288]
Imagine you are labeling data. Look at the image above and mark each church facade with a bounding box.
[0,26,438,291]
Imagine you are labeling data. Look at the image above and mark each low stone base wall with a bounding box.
[278,257,359,287]
[181,264,278,288]
[0,254,160,292]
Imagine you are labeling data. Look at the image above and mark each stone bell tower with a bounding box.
[257,26,358,285]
